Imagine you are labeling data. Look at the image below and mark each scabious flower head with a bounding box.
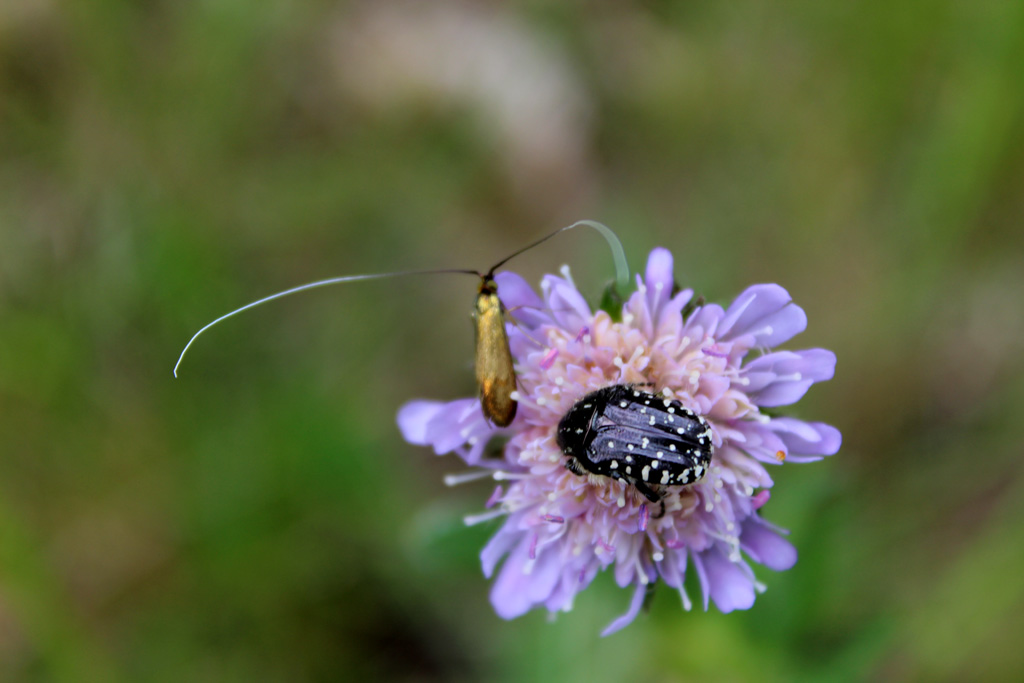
[397,248,840,635]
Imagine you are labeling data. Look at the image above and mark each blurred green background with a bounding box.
[2,1,1023,681]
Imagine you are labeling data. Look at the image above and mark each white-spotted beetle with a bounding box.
[556,385,714,503]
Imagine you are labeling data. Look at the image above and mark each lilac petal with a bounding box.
[397,397,489,458]
[490,539,562,619]
[489,541,535,619]
[481,521,522,578]
[769,418,842,459]
[644,248,674,324]
[718,284,807,347]
[655,289,694,337]
[684,303,725,338]
[544,565,584,613]
[740,517,797,571]
[701,547,756,613]
[601,581,648,637]
[396,400,444,445]
[657,548,686,589]
[525,551,563,603]
[744,349,836,407]
[730,422,790,465]
[541,274,591,333]
[691,550,710,611]
[494,271,549,330]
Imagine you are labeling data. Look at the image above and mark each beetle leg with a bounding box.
[632,479,661,503]
[565,457,586,476]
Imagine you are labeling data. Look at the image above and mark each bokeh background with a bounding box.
[3,1,1023,681]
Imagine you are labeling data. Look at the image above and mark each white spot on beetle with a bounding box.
[642,465,650,481]
[661,470,670,484]
[610,460,618,469]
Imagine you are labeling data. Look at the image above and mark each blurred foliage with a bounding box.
[1,1,1023,681]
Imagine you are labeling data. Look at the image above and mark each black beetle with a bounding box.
[556,385,714,503]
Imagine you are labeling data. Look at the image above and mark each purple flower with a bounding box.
[397,248,840,634]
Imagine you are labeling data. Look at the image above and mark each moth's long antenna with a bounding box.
[175,220,630,377]
[485,219,630,291]
[173,269,478,377]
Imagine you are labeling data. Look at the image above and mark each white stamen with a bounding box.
[463,509,507,526]
[559,264,575,286]
[444,470,494,487]
[492,471,530,481]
